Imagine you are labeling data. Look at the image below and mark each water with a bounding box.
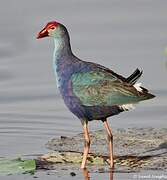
[0,0,167,179]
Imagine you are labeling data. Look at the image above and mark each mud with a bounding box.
[38,128,167,171]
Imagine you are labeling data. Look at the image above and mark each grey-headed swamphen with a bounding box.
[37,21,155,169]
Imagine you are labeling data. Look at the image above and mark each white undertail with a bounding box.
[119,104,135,111]
[134,83,143,92]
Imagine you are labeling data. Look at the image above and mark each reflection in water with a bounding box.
[82,168,113,180]
[82,168,90,180]
[109,170,113,180]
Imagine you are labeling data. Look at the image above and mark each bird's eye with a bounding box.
[47,24,56,30]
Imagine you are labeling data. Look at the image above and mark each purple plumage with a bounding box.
[37,21,155,169]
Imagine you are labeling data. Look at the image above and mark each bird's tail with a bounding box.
[134,83,156,100]
[127,69,155,100]
[126,68,143,84]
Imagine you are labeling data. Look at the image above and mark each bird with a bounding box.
[37,21,155,169]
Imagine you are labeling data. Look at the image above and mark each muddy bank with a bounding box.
[0,128,166,176]
[37,128,167,171]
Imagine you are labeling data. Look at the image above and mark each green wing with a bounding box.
[71,71,144,106]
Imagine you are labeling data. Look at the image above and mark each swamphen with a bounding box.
[37,21,155,169]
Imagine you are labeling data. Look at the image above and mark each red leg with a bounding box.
[103,120,114,168]
[81,122,91,169]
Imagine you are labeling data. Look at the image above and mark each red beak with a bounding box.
[37,28,48,39]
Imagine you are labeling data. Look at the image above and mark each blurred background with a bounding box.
[0,0,166,157]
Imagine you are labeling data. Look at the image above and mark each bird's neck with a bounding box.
[52,34,73,88]
[53,35,72,62]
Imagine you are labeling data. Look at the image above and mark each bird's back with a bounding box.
[55,56,154,121]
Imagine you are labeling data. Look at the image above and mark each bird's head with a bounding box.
[37,21,64,39]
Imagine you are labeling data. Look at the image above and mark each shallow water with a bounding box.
[0,0,167,179]
[0,169,167,180]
